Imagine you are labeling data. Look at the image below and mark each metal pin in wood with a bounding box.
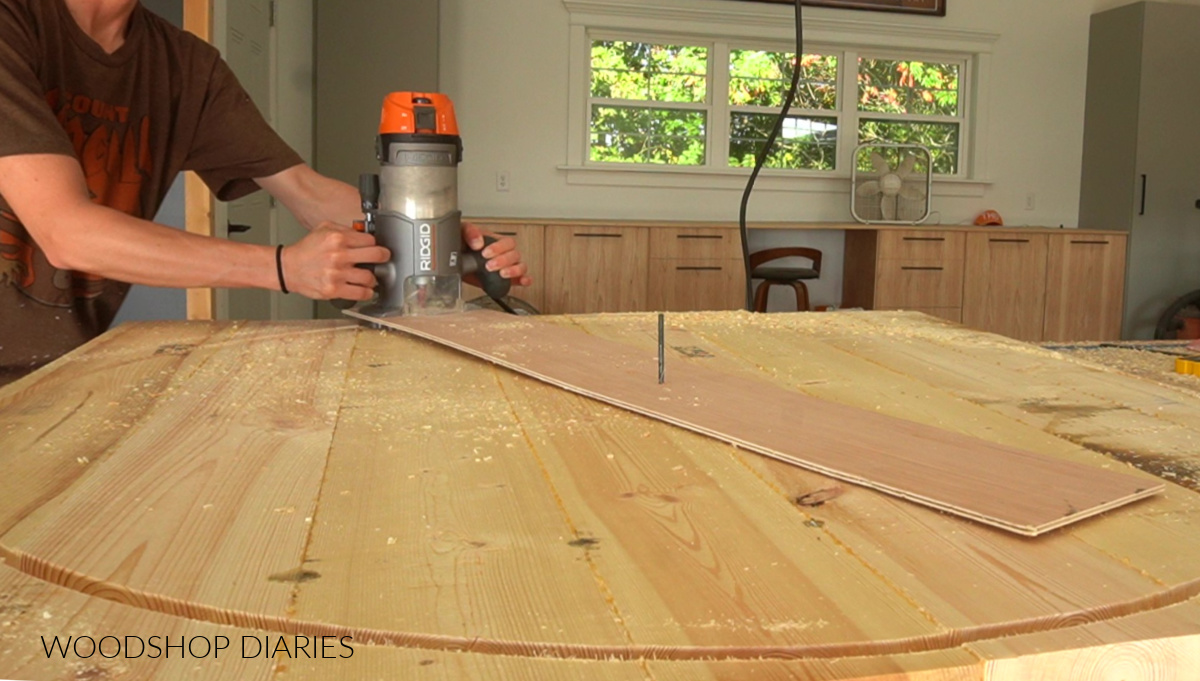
[658,313,665,384]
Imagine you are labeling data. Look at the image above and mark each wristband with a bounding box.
[276,244,289,294]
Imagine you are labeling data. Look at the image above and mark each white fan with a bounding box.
[851,143,932,224]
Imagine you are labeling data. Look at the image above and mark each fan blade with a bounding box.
[881,195,897,221]
[870,152,890,175]
[896,155,916,179]
[899,183,926,201]
[856,180,882,197]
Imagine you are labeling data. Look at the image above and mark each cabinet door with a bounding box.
[544,227,649,314]
[648,260,744,311]
[1043,234,1127,341]
[463,223,545,313]
[962,233,1049,342]
[877,230,966,261]
[649,227,742,260]
[874,260,965,309]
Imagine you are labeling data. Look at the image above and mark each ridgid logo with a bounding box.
[418,222,435,271]
[39,635,354,659]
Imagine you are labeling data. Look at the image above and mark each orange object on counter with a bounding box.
[974,209,1004,226]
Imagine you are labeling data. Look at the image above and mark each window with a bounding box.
[585,37,970,177]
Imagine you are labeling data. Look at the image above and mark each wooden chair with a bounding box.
[750,247,822,312]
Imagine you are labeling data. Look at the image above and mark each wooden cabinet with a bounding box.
[543,226,649,314]
[846,228,1123,342]
[1043,233,1128,341]
[465,223,546,312]
[647,227,745,311]
[961,233,1049,342]
[843,229,966,322]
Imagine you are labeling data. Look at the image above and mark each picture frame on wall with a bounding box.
[737,0,946,17]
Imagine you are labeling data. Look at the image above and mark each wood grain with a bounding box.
[1042,233,1127,341]
[3,314,1200,679]
[350,310,1162,536]
[543,226,649,314]
[962,233,1049,342]
[1,323,357,615]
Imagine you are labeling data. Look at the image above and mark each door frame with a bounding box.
[183,0,214,320]
[181,0,314,321]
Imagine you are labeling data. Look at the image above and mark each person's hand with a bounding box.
[462,223,532,287]
[281,222,390,300]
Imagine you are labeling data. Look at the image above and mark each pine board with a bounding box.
[2,313,1200,679]
[346,310,1162,536]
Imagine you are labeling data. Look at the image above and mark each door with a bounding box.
[215,0,314,321]
[1043,234,1127,342]
[1126,4,1200,338]
[544,227,649,314]
[961,233,1048,342]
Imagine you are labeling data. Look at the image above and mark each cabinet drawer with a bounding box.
[649,227,741,260]
[878,230,965,261]
[648,260,745,311]
[874,259,965,309]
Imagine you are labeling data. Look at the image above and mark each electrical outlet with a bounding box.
[1025,192,1036,211]
[496,171,510,192]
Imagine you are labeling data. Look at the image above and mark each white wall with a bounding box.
[438,0,1185,309]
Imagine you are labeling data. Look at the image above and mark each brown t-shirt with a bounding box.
[0,0,302,384]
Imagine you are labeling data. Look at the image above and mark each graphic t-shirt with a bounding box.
[0,0,302,384]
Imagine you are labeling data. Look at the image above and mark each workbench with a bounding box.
[1,311,1199,679]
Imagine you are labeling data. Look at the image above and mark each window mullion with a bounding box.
[710,41,730,169]
[838,49,859,174]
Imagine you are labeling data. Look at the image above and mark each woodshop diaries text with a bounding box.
[39,635,354,659]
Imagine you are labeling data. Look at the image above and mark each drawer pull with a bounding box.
[574,233,622,238]
[495,231,518,236]
[902,237,945,242]
[989,238,1031,243]
[901,266,944,271]
[677,234,723,240]
[1070,240,1109,245]
[676,266,723,272]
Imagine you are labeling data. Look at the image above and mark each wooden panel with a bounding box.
[874,259,965,309]
[877,230,965,261]
[183,1,214,321]
[544,226,648,314]
[6,315,1200,678]
[1,322,357,614]
[648,227,742,260]
[842,229,879,308]
[648,259,744,311]
[464,223,546,312]
[356,309,1162,536]
[1043,233,1128,342]
[962,232,1049,342]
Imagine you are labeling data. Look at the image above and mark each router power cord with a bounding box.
[738,0,805,311]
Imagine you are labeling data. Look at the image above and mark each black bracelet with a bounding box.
[275,244,289,294]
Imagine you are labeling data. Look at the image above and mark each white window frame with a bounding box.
[562,0,998,197]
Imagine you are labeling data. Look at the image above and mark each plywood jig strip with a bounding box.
[346,310,1162,536]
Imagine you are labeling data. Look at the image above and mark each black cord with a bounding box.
[739,0,804,311]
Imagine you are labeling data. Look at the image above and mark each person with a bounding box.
[0,0,530,386]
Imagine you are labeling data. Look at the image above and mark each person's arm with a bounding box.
[0,154,388,300]
[257,164,533,286]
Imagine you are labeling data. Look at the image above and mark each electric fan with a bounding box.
[851,143,933,224]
